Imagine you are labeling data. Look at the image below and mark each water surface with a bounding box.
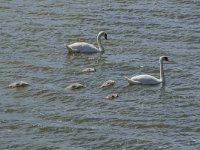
[1,0,200,149]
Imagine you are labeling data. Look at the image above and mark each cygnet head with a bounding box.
[159,56,169,63]
[98,31,107,40]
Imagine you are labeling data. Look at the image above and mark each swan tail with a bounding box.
[124,76,140,85]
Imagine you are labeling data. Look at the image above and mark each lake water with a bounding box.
[1,0,200,149]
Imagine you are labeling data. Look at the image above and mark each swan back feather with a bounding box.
[68,42,99,54]
[130,75,161,85]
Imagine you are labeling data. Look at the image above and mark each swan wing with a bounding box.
[131,75,161,85]
[124,77,141,85]
[68,42,99,53]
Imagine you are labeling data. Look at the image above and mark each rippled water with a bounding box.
[1,0,200,149]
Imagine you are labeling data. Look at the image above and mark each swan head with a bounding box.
[159,56,169,63]
[98,31,107,40]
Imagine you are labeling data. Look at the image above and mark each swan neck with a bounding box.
[97,35,104,52]
[160,60,165,83]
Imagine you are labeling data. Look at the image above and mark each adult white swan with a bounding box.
[65,31,107,54]
[125,56,169,85]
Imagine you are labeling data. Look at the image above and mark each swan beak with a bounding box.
[105,34,108,40]
[166,60,170,63]
[164,56,169,61]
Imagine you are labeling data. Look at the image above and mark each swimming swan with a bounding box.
[125,56,169,85]
[65,31,107,54]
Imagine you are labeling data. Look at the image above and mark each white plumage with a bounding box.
[125,56,169,85]
[66,31,107,54]
[125,75,161,85]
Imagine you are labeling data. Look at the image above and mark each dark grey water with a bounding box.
[1,0,200,149]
